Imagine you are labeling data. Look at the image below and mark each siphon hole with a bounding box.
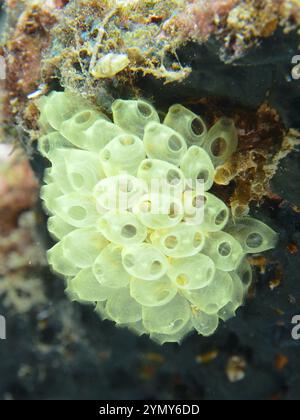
[124,254,135,268]
[215,209,227,225]
[193,232,203,248]
[218,242,232,257]
[191,118,204,136]
[119,178,134,193]
[172,319,184,330]
[140,200,152,213]
[71,173,85,188]
[142,161,153,171]
[119,136,135,146]
[192,195,206,209]
[164,235,178,250]
[75,111,92,124]
[170,105,181,115]
[169,203,180,219]
[168,135,183,152]
[150,260,163,276]
[68,206,87,221]
[246,232,263,248]
[121,224,137,239]
[197,169,209,183]
[167,169,181,186]
[211,137,227,157]
[176,274,189,287]
[242,269,252,286]
[137,102,153,118]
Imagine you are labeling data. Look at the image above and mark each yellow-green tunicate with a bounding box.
[122,243,169,281]
[203,118,238,167]
[218,272,245,322]
[93,244,131,288]
[100,134,146,176]
[191,310,219,337]
[39,92,279,344]
[37,95,54,133]
[50,149,104,192]
[112,99,160,138]
[98,211,147,245]
[142,294,190,335]
[93,174,146,212]
[137,159,185,196]
[46,152,73,194]
[62,228,108,269]
[184,270,233,315]
[43,168,53,185]
[130,276,177,307]
[60,109,106,148]
[202,231,244,271]
[106,287,143,324]
[150,223,205,258]
[143,122,187,166]
[52,192,99,228]
[202,192,230,231]
[47,216,74,240]
[150,320,194,345]
[83,119,124,152]
[182,190,205,226]
[164,104,207,147]
[47,242,80,277]
[65,277,82,304]
[41,183,63,215]
[181,146,215,191]
[95,301,113,321]
[134,193,183,229]
[38,132,72,159]
[71,268,115,302]
[125,321,147,337]
[39,91,78,131]
[168,254,215,290]
[236,257,253,289]
[226,217,278,254]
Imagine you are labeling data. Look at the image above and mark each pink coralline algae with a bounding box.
[164,0,240,41]
[164,0,300,50]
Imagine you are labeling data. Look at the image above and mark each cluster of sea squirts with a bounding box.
[37,91,278,344]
